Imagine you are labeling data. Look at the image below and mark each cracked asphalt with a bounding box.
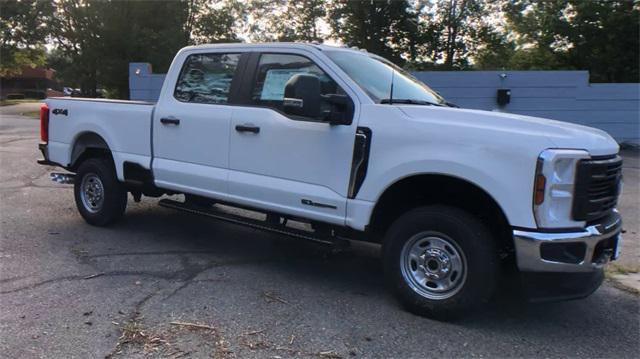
[1,106,639,358]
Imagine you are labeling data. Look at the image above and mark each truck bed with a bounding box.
[45,97,154,180]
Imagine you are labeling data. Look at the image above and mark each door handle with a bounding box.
[235,124,260,134]
[160,117,180,125]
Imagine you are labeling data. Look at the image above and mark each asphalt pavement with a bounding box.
[1,106,638,358]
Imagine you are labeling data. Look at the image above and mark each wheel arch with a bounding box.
[369,173,513,253]
[69,131,113,171]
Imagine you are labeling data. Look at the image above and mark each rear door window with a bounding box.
[174,53,241,104]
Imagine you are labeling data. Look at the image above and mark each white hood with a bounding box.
[399,106,619,157]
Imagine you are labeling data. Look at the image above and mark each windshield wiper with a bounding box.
[445,101,459,108]
[380,99,440,106]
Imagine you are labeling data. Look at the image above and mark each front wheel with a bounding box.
[74,157,127,226]
[383,205,499,320]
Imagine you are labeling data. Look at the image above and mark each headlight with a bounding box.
[533,149,590,229]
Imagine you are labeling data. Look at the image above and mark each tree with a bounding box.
[37,0,637,102]
[328,0,420,65]
[503,0,571,51]
[564,0,639,82]
[47,0,103,96]
[472,30,516,70]
[45,48,77,89]
[97,1,191,97]
[483,1,575,71]
[267,0,327,42]
[48,0,192,98]
[500,0,639,82]
[191,0,245,44]
[417,0,502,70]
[0,1,52,77]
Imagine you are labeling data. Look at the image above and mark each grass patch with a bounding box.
[606,263,640,275]
[604,263,640,296]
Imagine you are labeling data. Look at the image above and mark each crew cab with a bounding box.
[38,43,623,320]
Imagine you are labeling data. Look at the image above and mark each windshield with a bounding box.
[325,50,445,105]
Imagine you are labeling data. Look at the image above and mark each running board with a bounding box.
[158,198,347,247]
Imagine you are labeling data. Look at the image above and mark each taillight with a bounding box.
[40,103,49,143]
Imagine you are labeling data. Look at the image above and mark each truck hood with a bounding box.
[398,106,619,156]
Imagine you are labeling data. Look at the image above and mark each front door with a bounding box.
[228,52,358,225]
[153,51,243,198]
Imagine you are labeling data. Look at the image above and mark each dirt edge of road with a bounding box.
[606,268,640,296]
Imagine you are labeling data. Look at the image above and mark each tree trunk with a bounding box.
[444,0,457,69]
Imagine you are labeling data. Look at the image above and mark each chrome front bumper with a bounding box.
[513,211,622,273]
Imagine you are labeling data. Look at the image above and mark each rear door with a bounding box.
[152,51,245,198]
[227,51,359,225]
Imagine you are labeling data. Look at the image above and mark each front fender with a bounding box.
[363,158,528,227]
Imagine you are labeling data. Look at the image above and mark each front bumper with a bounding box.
[519,270,604,302]
[513,211,622,273]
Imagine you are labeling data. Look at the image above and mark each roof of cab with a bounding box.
[180,42,368,55]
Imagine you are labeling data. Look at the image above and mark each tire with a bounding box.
[74,157,127,226]
[383,205,498,320]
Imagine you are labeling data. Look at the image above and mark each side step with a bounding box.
[158,198,348,248]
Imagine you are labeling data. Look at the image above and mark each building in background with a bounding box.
[0,67,63,100]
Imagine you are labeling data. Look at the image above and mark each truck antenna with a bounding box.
[389,69,395,105]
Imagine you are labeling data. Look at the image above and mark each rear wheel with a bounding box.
[383,205,498,320]
[74,157,127,226]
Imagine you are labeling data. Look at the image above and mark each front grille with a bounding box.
[572,155,623,222]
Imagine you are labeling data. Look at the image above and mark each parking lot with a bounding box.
[1,107,638,358]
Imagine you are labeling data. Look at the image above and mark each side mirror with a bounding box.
[283,74,321,118]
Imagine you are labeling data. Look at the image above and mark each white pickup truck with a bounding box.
[38,43,623,320]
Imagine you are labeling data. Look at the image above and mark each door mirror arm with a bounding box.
[323,94,348,106]
[323,94,352,126]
